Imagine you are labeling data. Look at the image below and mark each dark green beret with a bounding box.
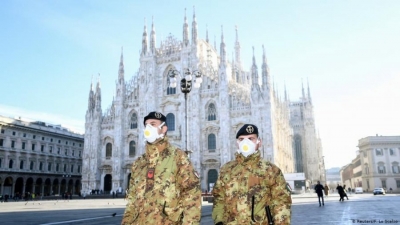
[236,124,259,138]
[143,111,167,125]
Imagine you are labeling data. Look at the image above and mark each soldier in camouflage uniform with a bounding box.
[212,124,292,225]
[121,111,201,225]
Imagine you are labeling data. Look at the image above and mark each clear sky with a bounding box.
[1,0,399,169]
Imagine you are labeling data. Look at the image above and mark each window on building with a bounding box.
[208,134,216,152]
[32,144,35,151]
[11,140,15,148]
[130,113,138,129]
[41,145,44,152]
[381,180,387,188]
[57,147,60,154]
[129,141,136,156]
[378,164,386,174]
[49,146,53,153]
[56,163,59,172]
[1,129,4,134]
[20,160,24,169]
[392,162,400,174]
[79,144,82,147]
[78,165,81,173]
[39,162,43,171]
[30,161,34,170]
[375,149,383,156]
[390,148,395,156]
[364,164,369,175]
[42,137,45,141]
[58,140,61,143]
[79,151,81,157]
[33,135,36,139]
[167,76,176,95]
[106,143,112,158]
[66,141,68,145]
[70,165,74,173]
[207,103,217,121]
[73,143,75,146]
[50,138,53,142]
[48,163,52,171]
[12,131,16,136]
[65,149,68,156]
[9,159,13,168]
[23,133,26,137]
[72,150,75,156]
[166,113,175,131]
[0,139,3,147]
[63,164,67,172]
[22,142,26,150]
[397,180,400,188]
[0,158,2,168]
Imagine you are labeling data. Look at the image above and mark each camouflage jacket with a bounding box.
[212,151,291,225]
[121,137,201,225]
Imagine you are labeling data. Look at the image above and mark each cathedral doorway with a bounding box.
[104,174,112,194]
[127,173,131,190]
[207,169,218,192]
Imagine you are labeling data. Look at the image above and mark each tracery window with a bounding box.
[166,113,175,131]
[207,103,217,121]
[208,134,216,152]
[106,143,112,158]
[129,141,136,157]
[130,113,138,129]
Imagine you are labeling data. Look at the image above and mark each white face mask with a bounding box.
[237,138,259,157]
[144,122,165,143]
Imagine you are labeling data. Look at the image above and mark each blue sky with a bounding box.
[1,0,399,169]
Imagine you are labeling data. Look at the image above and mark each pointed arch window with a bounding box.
[129,141,136,157]
[130,113,138,129]
[208,134,216,152]
[207,103,217,121]
[166,113,175,131]
[106,143,112,158]
[167,76,176,95]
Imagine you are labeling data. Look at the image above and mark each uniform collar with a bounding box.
[145,137,169,159]
[235,150,261,164]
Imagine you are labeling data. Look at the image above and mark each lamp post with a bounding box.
[168,68,202,158]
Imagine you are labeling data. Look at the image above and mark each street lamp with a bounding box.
[168,68,203,158]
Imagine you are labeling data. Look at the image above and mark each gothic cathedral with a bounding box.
[82,10,324,193]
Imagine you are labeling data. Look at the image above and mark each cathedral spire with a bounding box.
[261,45,271,94]
[191,6,198,45]
[88,75,95,111]
[251,46,259,87]
[307,78,312,103]
[141,18,148,56]
[183,8,189,47]
[118,47,124,84]
[206,24,209,43]
[302,79,306,100]
[220,25,226,64]
[95,74,102,111]
[235,25,241,66]
[150,16,156,54]
[284,82,288,102]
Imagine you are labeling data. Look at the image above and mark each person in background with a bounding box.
[324,183,330,197]
[314,181,325,207]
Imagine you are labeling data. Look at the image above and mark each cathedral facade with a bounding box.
[82,11,323,193]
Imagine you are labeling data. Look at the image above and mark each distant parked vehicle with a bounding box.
[373,188,386,195]
[355,187,363,194]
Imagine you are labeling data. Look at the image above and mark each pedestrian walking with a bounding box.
[324,184,329,196]
[121,111,201,224]
[314,181,325,207]
[343,185,349,200]
[212,124,292,225]
[336,184,345,201]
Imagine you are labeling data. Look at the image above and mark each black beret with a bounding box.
[236,124,259,138]
[143,111,167,125]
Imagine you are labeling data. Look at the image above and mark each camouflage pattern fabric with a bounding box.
[121,137,201,225]
[212,151,292,225]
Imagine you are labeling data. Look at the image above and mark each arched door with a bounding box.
[104,174,112,194]
[207,169,218,192]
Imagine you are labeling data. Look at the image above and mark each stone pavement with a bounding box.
[0,193,399,224]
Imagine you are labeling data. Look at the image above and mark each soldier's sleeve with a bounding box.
[121,159,141,225]
[211,167,225,224]
[176,151,201,224]
[269,165,292,225]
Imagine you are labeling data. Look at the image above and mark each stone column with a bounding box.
[57,183,61,195]
[22,182,26,195]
